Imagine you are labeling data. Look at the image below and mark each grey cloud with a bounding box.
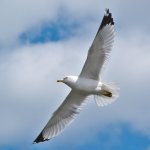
[0,38,86,144]
[0,28,150,145]
[0,0,150,146]
[0,0,150,47]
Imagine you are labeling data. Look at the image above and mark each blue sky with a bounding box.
[0,124,149,150]
[19,15,81,43]
[0,0,150,150]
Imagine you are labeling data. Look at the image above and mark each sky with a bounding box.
[0,0,150,150]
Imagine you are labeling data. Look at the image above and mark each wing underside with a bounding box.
[79,9,115,80]
[33,90,87,143]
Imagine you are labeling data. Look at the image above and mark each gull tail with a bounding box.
[94,82,119,107]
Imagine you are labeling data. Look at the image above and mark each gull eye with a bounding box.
[64,77,68,80]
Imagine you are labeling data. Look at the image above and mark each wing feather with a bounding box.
[33,90,87,143]
[79,9,115,80]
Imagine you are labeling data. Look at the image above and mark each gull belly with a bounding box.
[73,77,103,95]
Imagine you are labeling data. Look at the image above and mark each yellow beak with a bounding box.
[57,80,64,83]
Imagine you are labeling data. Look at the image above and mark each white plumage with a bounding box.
[33,9,119,143]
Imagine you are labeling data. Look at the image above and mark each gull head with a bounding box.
[57,76,69,83]
[57,76,78,87]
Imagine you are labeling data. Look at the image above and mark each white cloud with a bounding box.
[147,146,150,150]
[0,0,101,46]
[0,27,150,145]
[0,0,60,46]
[0,0,150,146]
[0,0,150,47]
[0,37,87,144]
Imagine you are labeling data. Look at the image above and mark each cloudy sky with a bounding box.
[0,0,150,149]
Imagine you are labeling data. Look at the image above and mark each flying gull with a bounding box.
[33,9,119,144]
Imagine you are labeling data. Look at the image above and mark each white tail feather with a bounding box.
[94,82,119,107]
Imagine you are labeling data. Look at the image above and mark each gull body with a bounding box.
[59,76,102,95]
[33,9,119,143]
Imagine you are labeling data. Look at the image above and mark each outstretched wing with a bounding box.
[79,9,115,80]
[33,90,87,143]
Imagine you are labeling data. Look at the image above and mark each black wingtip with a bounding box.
[98,9,114,32]
[105,8,109,14]
[33,132,49,144]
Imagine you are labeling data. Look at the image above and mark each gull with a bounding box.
[33,9,119,144]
